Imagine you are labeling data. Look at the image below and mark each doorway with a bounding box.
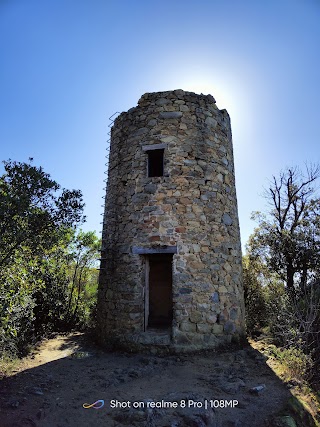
[144,254,173,330]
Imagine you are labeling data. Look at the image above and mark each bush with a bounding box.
[0,263,37,356]
[243,255,268,334]
[0,234,99,358]
[268,345,313,383]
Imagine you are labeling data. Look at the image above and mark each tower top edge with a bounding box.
[138,89,216,104]
[113,89,229,125]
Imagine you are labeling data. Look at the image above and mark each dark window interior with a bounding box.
[147,149,164,177]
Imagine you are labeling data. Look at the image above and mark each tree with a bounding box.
[32,240,72,336]
[250,164,320,295]
[243,255,268,334]
[0,159,86,356]
[66,230,100,325]
[0,159,85,268]
[247,165,320,388]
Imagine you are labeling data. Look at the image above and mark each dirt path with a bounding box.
[0,333,310,427]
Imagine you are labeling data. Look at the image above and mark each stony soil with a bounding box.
[0,333,306,427]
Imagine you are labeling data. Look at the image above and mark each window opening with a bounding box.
[147,149,164,177]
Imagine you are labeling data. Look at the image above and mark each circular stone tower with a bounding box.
[97,89,245,351]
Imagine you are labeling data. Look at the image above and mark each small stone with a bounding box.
[212,324,223,334]
[179,105,189,112]
[183,159,196,165]
[144,184,157,194]
[230,308,238,320]
[10,400,20,408]
[249,384,266,394]
[217,313,225,324]
[222,213,233,226]
[180,322,196,332]
[156,98,171,106]
[224,321,236,334]
[211,292,220,303]
[206,94,216,103]
[192,244,200,253]
[28,387,44,396]
[197,323,211,333]
[207,314,217,324]
[179,287,192,294]
[134,127,148,136]
[190,312,202,323]
[159,112,183,119]
[205,117,217,127]
[161,135,177,143]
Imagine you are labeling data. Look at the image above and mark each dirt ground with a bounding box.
[0,332,309,427]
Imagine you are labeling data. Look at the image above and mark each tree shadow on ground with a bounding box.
[0,334,317,427]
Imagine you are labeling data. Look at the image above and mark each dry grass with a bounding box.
[0,355,21,380]
[250,338,320,426]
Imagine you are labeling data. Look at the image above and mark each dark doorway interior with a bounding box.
[147,254,173,329]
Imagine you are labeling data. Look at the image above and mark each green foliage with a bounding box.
[267,345,312,383]
[0,160,100,358]
[32,245,71,335]
[65,230,100,326]
[246,164,320,390]
[0,159,85,268]
[0,254,38,355]
[243,255,268,334]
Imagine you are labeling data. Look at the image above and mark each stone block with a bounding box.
[205,117,217,127]
[179,287,192,295]
[156,98,171,106]
[207,314,217,324]
[230,307,238,320]
[212,324,223,334]
[197,323,211,333]
[159,111,183,119]
[211,292,220,303]
[224,321,236,334]
[189,312,203,323]
[180,322,196,333]
[222,213,233,226]
[145,184,157,194]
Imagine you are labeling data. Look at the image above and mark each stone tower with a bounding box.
[97,89,245,351]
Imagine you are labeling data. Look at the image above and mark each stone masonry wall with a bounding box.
[97,89,245,351]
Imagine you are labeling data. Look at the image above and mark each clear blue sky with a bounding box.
[1,0,319,251]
